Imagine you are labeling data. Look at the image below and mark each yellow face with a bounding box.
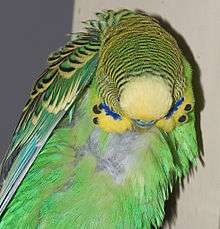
[92,73,193,134]
[119,74,173,122]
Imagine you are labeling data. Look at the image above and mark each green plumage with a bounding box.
[0,9,199,228]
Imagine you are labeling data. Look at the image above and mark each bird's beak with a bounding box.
[132,119,156,129]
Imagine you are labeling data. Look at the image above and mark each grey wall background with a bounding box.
[73,0,220,229]
[0,0,73,160]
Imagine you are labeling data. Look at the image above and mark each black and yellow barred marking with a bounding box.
[96,12,185,113]
[21,10,130,125]
[18,33,101,135]
[4,28,101,167]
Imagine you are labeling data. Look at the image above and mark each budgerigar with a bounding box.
[0,9,199,228]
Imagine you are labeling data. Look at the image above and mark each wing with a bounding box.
[0,32,100,215]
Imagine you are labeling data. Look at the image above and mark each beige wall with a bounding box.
[73,1,220,228]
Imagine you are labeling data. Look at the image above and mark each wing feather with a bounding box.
[0,33,99,215]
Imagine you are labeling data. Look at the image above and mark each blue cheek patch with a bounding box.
[165,97,184,119]
[100,103,122,120]
[100,97,184,124]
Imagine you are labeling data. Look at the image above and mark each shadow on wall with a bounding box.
[136,9,205,229]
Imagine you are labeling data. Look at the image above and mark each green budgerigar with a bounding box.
[0,9,198,228]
